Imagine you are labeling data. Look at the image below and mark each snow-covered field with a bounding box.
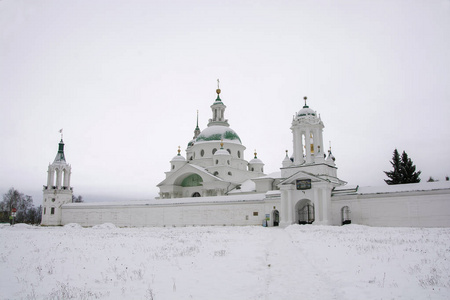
[1,224,449,300]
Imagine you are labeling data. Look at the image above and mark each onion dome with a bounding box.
[214,141,231,156]
[249,150,264,164]
[297,96,317,117]
[171,146,186,162]
[248,150,264,172]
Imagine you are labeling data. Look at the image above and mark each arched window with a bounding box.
[237,151,241,158]
[212,148,217,154]
[192,192,201,197]
[200,149,205,157]
[213,171,219,176]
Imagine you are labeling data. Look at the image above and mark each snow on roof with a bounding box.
[228,179,256,194]
[195,125,242,144]
[249,158,263,164]
[334,181,450,195]
[265,190,281,198]
[63,193,267,208]
[171,154,186,161]
[253,172,281,180]
[214,149,230,156]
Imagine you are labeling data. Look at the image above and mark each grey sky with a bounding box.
[1,0,449,205]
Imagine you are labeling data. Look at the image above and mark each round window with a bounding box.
[214,171,219,176]
[228,171,232,175]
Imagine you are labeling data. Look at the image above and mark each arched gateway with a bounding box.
[295,199,314,224]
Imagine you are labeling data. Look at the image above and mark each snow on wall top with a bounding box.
[63,193,269,208]
[334,181,450,195]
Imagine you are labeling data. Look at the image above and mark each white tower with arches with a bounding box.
[41,137,73,226]
[279,97,345,227]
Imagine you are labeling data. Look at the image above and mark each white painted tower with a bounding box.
[279,97,345,226]
[41,137,73,226]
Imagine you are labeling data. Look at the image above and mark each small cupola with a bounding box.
[213,140,231,166]
[248,150,264,173]
[208,80,229,127]
[170,146,187,171]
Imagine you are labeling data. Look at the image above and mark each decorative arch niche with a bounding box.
[180,174,203,187]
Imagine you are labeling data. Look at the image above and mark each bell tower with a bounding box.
[291,97,325,165]
[41,132,73,226]
[279,97,345,227]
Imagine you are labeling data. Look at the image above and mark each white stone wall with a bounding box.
[331,189,450,227]
[62,199,280,227]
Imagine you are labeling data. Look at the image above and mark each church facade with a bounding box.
[41,87,450,228]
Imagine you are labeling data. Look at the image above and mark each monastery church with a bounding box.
[41,86,450,228]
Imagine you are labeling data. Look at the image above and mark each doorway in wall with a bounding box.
[272,210,279,226]
[295,199,314,224]
[341,206,351,225]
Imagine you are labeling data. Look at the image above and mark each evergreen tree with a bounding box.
[384,149,403,184]
[384,149,421,185]
[400,151,421,183]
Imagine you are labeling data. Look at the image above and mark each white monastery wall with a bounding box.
[331,189,450,228]
[62,198,280,227]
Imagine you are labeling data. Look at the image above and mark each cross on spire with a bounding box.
[216,79,221,97]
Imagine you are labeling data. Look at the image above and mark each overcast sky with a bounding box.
[1,0,449,205]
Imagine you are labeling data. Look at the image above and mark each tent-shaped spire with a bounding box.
[53,139,66,163]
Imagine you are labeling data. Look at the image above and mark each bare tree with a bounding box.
[1,188,40,224]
